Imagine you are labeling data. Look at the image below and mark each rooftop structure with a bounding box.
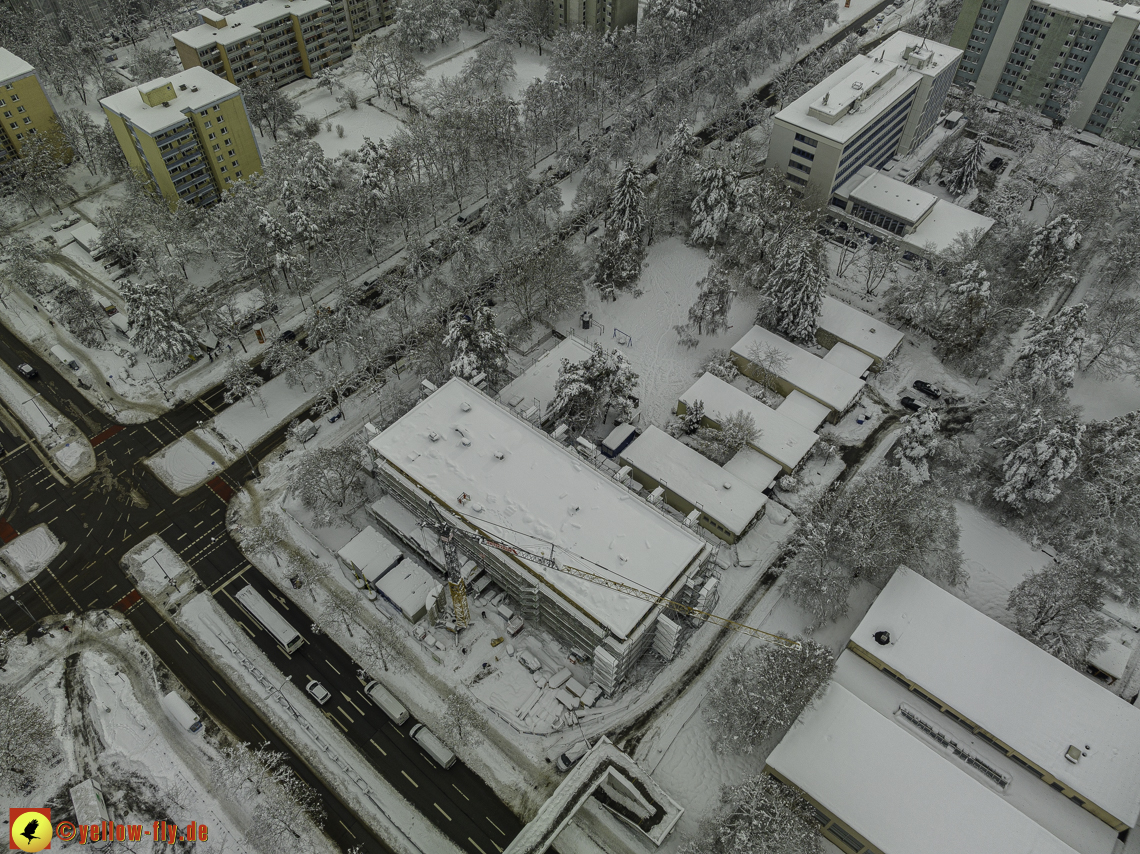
[367,379,709,689]
[677,372,818,472]
[765,680,1081,854]
[817,296,904,368]
[498,336,595,425]
[822,342,875,379]
[774,390,832,431]
[618,426,768,543]
[951,0,1140,136]
[722,447,783,493]
[849,566,1140,831]
[770,33,962,198]
[337,525,403,584]
[731,327,865,417]
[374,561,436,623]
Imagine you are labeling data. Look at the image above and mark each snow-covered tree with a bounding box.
[439,690,485,748]
[681,774,822,854]
[463,39,516,88]
[243,78,298,140]
[222,358,265,408]
[55,282,107,345]
[547,346,640,435]
[695,410,758,464]
[704,640,835,753]
[699,349,739,383]
[263,339,309,389]
[1011,304,1087,388]
[595,162,647,299]
[290,444,365,524]
[947,135,986,196]
[690,163,740,246]
[756,233,826,343]
[745,340,790,392]
[286,550,328,601]
[499,239,582,326]
[0,683,57,794]
[685,266,735,336]
[993,412,1084,511]
[322,584,363,638]
[1082,295,1140,378]
[394,0,462,51]
[936,261,992,357]
[120,279,197,363]
[679,399,705,434]
[443,306,509,385]
[235,509,288,567]
[1020,214,1081,294]
[650,122,700,238]
[783,549,856,628]
[1008,558,1109,667]
[895,409,941,483]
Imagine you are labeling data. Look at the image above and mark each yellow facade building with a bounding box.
[0,47,67,173]
[100,67,263,208]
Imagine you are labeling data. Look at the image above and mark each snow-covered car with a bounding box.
[16,364,38,380]
[900,396,922,412]
[556,740,590,772]
[912,380,941,399]
[305,680,332,705]
[518,651,542,672]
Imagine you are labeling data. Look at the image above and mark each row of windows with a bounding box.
[790,145,816,161]
[788,159,811,174]
[850,202,908,235]
[794,132,818,147]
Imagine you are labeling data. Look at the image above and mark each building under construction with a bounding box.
[366,378,719,693]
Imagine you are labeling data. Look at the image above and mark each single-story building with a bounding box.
[731,326,865,420]
[337,526,404,586]
[775,391,832,431]
[822,342,875,379]
[374,561,437,623]
[69,223,106,259]
[601,423,639,458]
[618,426,767,544]
[678,372,818,473]
[498,336,595,426]
[816,296,904,370]
[722,447,783,493]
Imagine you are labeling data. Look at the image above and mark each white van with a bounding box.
[364,680,409,724]
[161,691,203,732]
[50,345,80,371]
[294,419,319,442]
[95,295,118,315]
[410,723,456,769]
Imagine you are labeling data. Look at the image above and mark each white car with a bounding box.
[305,680,332,705]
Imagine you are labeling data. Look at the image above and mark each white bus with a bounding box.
[162,691,203,732]
[235,585,305,653]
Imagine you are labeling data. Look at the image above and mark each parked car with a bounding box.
[326,409,343,423]
[856,25,868,34]
[912,380,941,399]
[900,396,922,412]
[988,156,1005,171]
[279,329,296,341]
[305,680,331,705]
[16,363,37,380]
[556,740,590,773]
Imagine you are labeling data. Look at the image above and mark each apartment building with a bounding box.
[342,0,391,40]
[769,32,962,200]
[100,67,263,208]
[173,0,352,89]
[553,0,638,31]
[951,0,1140,135]
[0,47,68,176]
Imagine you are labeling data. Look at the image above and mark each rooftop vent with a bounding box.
[873,630,891,646]
[461,438,472,446]
[494,451,505,460]
[869,327,876,333]
[722,482,732,490]
[428,431,440,442]
[190,86,199,92]
[179,83,188,91]
[1066,745,1082,764]
[852,80,863,90]
[460,401,472,412]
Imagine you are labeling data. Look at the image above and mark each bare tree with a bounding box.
[0,684,58,795]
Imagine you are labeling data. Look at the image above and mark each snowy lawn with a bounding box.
[145,435,230,495]
[0,360,95,480]
[0,524,62,590]
[553,237,759,427]
[1069,372,1140,422]
[952,501,1054,628]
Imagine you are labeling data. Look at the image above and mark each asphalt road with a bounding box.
[0,322,520,854]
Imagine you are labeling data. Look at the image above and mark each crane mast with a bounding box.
[421,504,471,631]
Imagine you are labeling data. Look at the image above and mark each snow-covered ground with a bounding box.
[0,360,95,481]
[0,524,62,593]
[1070,372,1140,422]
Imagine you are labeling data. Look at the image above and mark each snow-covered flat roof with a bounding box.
[100,67,239,135]
[375,561,436,621]
[731,326,865,412]
[369,380,705,638]
[851,567,1140,827]
[819,297,904,363]
[844,168,936,225]
[618,427,767,536]
[69,223,103,254]
[822,341,875,379]
[679,373,818,471]
[723,447,783,492]
[337,526,403,583]
[901,200,995,254]
[776,390,831,430]
[229,0,330,26]
[1039,0,1140,22]
[0,47,34,84]
[767,682,1081,854]
[498,336,595,416]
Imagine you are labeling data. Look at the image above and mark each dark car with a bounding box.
[279,329,296,341]
[988,156,1005,171]
[900,396,922,412]
[912,380,941,399]
[16,363,38,379]
[856,25,868,35]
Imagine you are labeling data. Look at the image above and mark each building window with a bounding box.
[213,143,220,151]
[794,132,818,147]
[236,171,242,178]
[9,94,18,101]
[8,121,16,129]
[220,166,227,172]
[204,120,212,128]
[2,111,8,118]
[23,117,30,124]
[199,110,208,117]
[209,133,216,139]
[788,160,811,174]
[791,146,816,161]
[213,104,221,111]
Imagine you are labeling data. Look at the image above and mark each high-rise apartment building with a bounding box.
[0,47,67,175]
[101,67,263,208]
[342,0,391,40]
[173,0,352,89]
[769,33,962,201]
[552,0,638,31]
[951,0,1140,136]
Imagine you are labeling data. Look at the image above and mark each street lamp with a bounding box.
[147,554,178,590]
[230,435,259,481]
[9,594,36,625]
[21,393,60,441]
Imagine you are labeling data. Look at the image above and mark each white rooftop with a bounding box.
[775,34,961,145]
[722,447,783,493]
[819,296,904,363]
[767,681,1081,854]
[337,526,403,583]
[368,380,705,638]
[775,390,831,430]
[499,336,595,416]
[375,560,436,621]
[618,426,767,537]
[732,326,865,412]
[100,67,239,135]
[175,0,331,48]
[1038,0,1140,23]
[851,566,1140,828]
[822,342,875,379]
[901,199,995,255]
[679,373,818,471]
[0,47,34,84]
[842,167,937,225]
